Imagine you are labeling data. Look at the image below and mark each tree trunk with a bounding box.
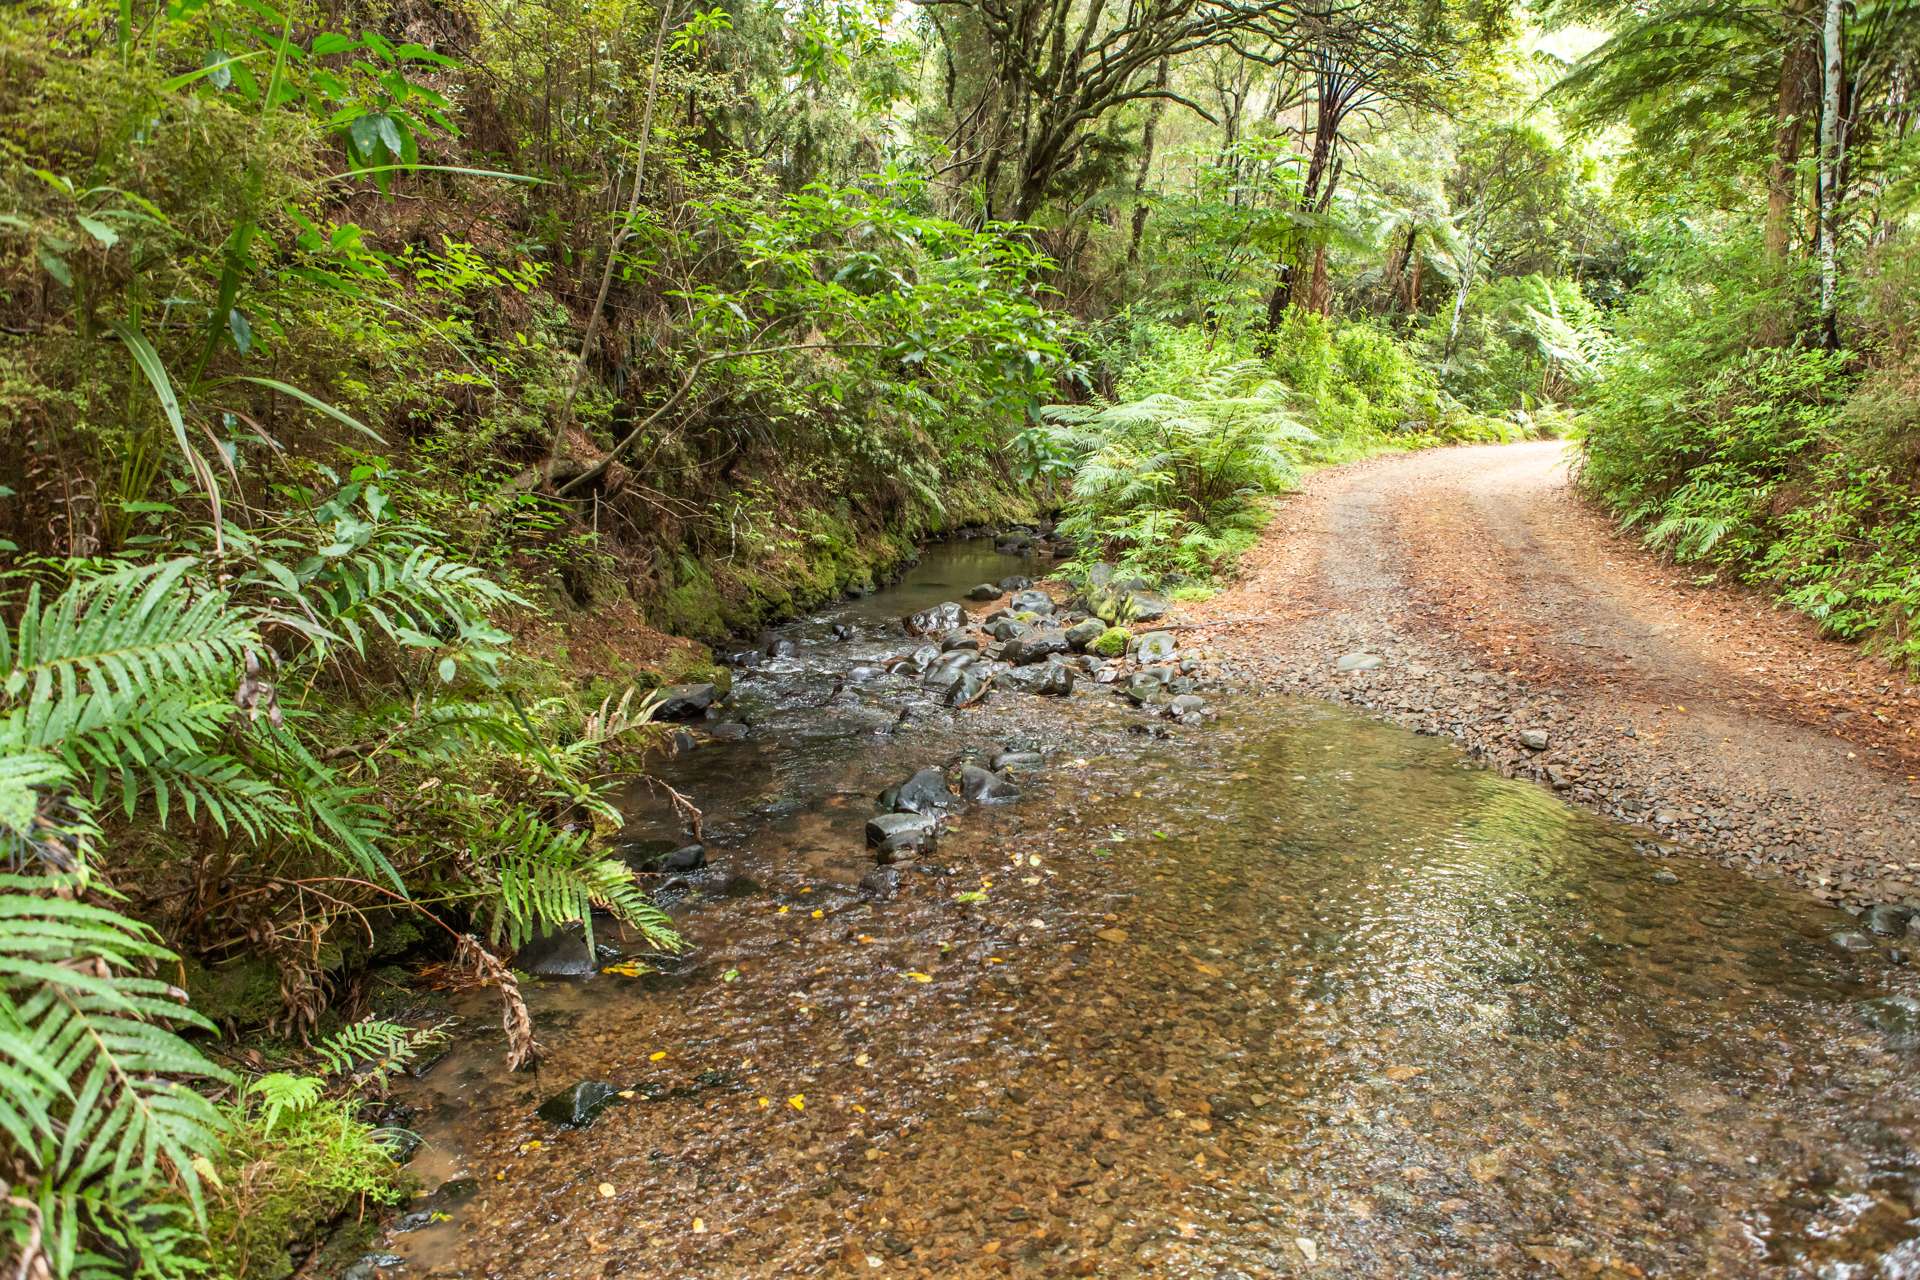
[1762,0,1816,343]
[1817,0,1843,345]
[1128,58,1172,267]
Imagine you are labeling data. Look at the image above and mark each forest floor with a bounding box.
[1190,440,1920,913]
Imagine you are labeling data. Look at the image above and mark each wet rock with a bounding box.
[960,765,1022,805]
[943,669,990,707]
[1831,929,1876,952]
[891,767,959,815]
[1002,628,1069,665]
[843,665,886,684]
[904,601,967,636]
[659,844,706,872]
[986,616,1028,642]
[1132,630,1177,662]
[1124,591,1171,623]
[831,622,855,641]
[1865,904,1913,936]
[537,1080,621,1128]
[767,638,798,658]
[940,632,980,653]
[1857,995,1920,1050]
[706,721,751,740]
[991,748,1045,771]
[1651,869,1680,885]
[867,812,939,858]
[1065,617,1107,651]
[998,575,1032,592]
[376,1129,422,1165]
[341,1255,407,1280]
[911,643,942,667]
[652,683,717,721]
[724,649,762,668]
[1336,653,1384,673]
[967,583,1001,601]
[1010,589,1055,616]
[1167,694,1212,724]
[513,924,597,977]
[859,866,903,897]
[1518,728,1551,751]
[1002,661,1075,696]
[1092,627,1131,658]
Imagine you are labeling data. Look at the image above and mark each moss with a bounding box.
[1093,627,1131,657]
[182,955,286,1029]
[201,1102,408,1280]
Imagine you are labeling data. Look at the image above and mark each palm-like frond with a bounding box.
[481,809,678,956]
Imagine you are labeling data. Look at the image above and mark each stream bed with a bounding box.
[374,541,1920,1279]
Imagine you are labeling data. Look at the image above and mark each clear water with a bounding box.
[377,541,1920,1278]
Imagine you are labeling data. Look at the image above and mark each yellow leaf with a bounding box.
[905,971,932,983]
[693,1217,707,1234]
[190,1154,223,1191]
[649,1050,667,1062]
[598,1182,616,1198]
[1385,1065,1425,1082]
[777,905,790,914]
[757,1096,771,1108]
[811,909,824,919]
[788,1094,805,1111]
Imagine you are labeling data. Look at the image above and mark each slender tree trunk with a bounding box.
[1762,0,1815,342]
[1128,57,1172,267]
[1444,198,1491,362]
[1818,0,1843,345]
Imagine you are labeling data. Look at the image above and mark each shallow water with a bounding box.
[377,541,1920,1278]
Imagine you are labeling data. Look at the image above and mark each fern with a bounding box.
[0,876,232,1277]
[482,809,678,956]
[247,1073,323,1136]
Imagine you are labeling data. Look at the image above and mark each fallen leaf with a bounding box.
[1097,928,1130,943]
[692,1217,707,1234]
[598,1182,616,1198]
[1295,1237,1319,1263]
[1385,1065,1425,1082]
[788,1094,805,1111]
[811,908,824,919]
[905,971,932,982]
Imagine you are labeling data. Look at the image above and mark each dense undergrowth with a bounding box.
[1,0,1914,1269]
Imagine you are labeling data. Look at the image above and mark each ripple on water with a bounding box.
[378,542,1920,1279]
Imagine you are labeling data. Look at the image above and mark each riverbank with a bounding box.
[1188,441,1920,913]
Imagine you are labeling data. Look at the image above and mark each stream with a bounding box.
[372,540,1920,1279]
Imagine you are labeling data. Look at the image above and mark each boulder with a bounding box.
[1124,591,1171,623]
[986,616,1028,642]
[830,622,855,641]
[1092,628,1130,658]
[1865,904,1914,937]
[1857,994,1920,1050]
[537,1081,621,1128]
[651,683,717,721]
[513,924,597,977]
[1167,694,1212,724]
[991,748,1045,772]
[1002,628,1069,665]
[940,632,981,653]
[867,812,939,861]
[967,584,1001,601]
[998,575,1032,592]
[724,649,762,668]
[904,601,967,636]
[1518,728,1550,751]
[1335,652,1384,673]
[1009,589,1055,616]
[767,638,799,658]
[891,767,959,815]
[1065,617,1107,651]
[959,765,1022,805]
[1002,661,1073,696]
[1132,630,1177,662]
[943,669,991,707]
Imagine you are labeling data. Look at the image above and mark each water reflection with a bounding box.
[378,544,1920,1279]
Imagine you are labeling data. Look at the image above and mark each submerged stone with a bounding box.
[537,1080,621,1128]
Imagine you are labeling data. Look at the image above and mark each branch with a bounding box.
[553,341,881,498]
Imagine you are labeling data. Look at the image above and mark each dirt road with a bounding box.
[1193,441,1920,911]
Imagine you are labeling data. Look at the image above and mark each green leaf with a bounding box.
[74,216,118,249]
[215,376,385,442]
[437,656,457,683]
[37,246,72,288]
[227,308,252,355]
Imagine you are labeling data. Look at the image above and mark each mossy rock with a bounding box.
[1093,627,1131,658]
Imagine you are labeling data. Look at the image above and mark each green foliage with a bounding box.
[1092,627,1132,658]
[1042,358,1315,577]
[1429,274,1612,412]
